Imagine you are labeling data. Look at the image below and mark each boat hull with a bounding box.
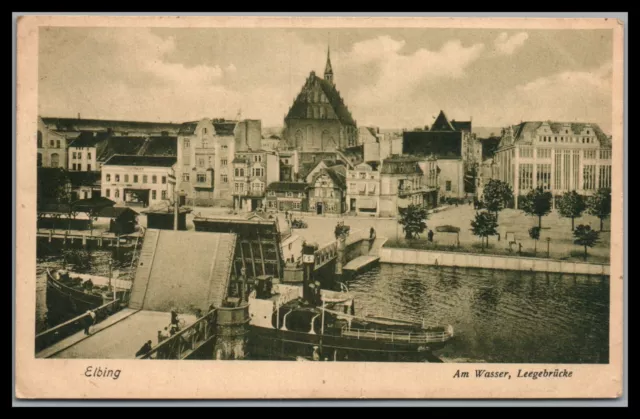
[45,271,104,326]
[247,325,446,362]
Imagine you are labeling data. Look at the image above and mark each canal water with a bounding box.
[36,251,609,364]
[345,264,609,364]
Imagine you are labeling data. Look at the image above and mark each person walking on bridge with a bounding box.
[83,310,96,335]
[136,340,153,358]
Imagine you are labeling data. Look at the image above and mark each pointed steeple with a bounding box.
[324,43,334,85]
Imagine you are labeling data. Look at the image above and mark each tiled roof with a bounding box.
[380,157,424,175]
[430,110,472,133]
[505,121,611,147]
[311,167,346,190]
[266,182,308,193]
[285,74,356,126]
[41,117,182,134]
[140,136,177,156]
[213,121,237,136]
[102,155,177,167]
[68,131,110,148]
[96,136,147,162]
[178,122,199,135]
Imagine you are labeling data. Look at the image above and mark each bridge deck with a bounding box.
[343,256,380,272]
[47,310,196,359]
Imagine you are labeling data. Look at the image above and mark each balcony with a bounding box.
[397,186,427,197]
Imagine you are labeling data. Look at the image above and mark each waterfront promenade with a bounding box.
[167,204,611,265]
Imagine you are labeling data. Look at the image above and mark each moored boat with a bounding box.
[246,276,454,362]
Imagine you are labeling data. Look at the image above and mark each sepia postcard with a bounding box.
[15,14,625,400]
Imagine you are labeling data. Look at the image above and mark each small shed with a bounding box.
[98,206,139,235]
[141,202,192,231]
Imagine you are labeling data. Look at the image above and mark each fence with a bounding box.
[137,309,217,360]
[35,299,123,352]
[340,325,454,344]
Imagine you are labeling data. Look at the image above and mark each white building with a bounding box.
[37,117,68,169]
[101,155,176,208]
[494,121,613,208]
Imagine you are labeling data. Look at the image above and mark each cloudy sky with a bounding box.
[38,27,614,133]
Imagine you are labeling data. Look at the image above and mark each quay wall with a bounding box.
[378,247,610,276]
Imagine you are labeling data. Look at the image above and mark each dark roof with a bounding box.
[178,122,200,135]
[402,130,463,159]
[96,136,147,162]
[71,196,116,213]
[98,206,139,218]
[430,110,472,133]
[285,73,356,126]
[67,171,101,187]
[140,136,177,156]
[232,157,248,164]
[213,121,237,136]
[479,137,502,159]
[103,155,177,167]
[41,117,182,134]
[68,131,110,148]
[266,182,308,193]
[451,120,472,132]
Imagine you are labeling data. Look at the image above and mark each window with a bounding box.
[252,182,264,193]
[37,131,42,148]
[133,175,139,183]
[197,174,206,183]
[286,192,293,198]
[221,159,228,166]
[87,164,91,171]
[152,190,157,200]
[359,172,367,179]
[536,164,552,190]
[254,155,262,163]
[298,193,305,198]
[583,165,597,190]
[519,163,534,190]
[519,148,533,158]
[537,148,551,159]
[143,175,148,183]
[72,152,77,159]
[268,200,274,208]
[50,140,55,147]
[584,150,597,159]
[106,189,110,198]
[253,167,264,177]
[599,149,611,160]
[72,163,77,171]
[445,181,452,191]
[222,174,228,183]
[221,145,228,150]
[349,182,356,191]
[599,165,612,188]
[182,173,190,182]
[184,139,190,148]
[37,153,42,167]
[50,153,59,168]
[161,190,167,200]
[115,189,120,198]
[162,176,167,184]
[56,140,61,148]
[113,174,119,182]
[87,152,91,159]
[152,175,157,184]
[293,201,301,210]
[198,158,205,167]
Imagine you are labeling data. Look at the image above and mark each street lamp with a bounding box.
[546,237,551,259]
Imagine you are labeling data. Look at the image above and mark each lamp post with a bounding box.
[546,237,551,259]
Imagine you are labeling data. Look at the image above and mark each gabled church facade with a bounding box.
[282,47,358,152]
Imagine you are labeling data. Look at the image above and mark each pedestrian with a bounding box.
[312,346,320,361]
[170,310,179,327]
[83,310,96,335]
[135,340,153,358]
[427,230,434,242]
[369,227,376,240]
[285,210,289,220]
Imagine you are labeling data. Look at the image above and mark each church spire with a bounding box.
[324,42,334,85]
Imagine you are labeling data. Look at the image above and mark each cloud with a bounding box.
[493,32,529,55]
[339,36,485,117]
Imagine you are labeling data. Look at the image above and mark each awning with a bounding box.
[357,198,377,210]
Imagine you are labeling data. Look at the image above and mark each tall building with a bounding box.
[494,121,613,207]
[282,46,358,151]
[37,117,68,169]
[231,149,280,212]
[402,110,481,200]
[378,156,428,217]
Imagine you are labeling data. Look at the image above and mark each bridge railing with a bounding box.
[35,299,123,352]
[340,325,454,344]
[137,309,217,360]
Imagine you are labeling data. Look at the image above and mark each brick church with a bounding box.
[282,47,358,152]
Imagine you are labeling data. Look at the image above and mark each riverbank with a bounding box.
[379,246,610,276]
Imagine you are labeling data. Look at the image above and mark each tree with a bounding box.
[528,226,540,255]
[470,211,498,251]
[557,191,587,231]
[573,224,600,261]
[521,187,553,229]
[587,188,611,231]
[398,204,428,239]
[481,179,513,221]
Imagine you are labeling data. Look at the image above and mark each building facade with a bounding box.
[379,156,427,217]
[494,121,613,207]
[265,182,308,213]
[307,168,346,215]
[282,47,358,151]
[101,155,176,208]
[346,162,380,216]
[231,150,279,212]
[37,117,68,169]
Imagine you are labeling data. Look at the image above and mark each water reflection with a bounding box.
[346,264,609,364]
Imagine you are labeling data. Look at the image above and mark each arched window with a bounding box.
[295,130,303,147]
[37,153,42,167]
[37,131,42,148]
[50,153,59,168]
[321,130,330,149]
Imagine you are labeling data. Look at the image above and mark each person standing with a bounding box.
[427,230,434,242]
[84,310,96,335]
[136,340,153,357]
